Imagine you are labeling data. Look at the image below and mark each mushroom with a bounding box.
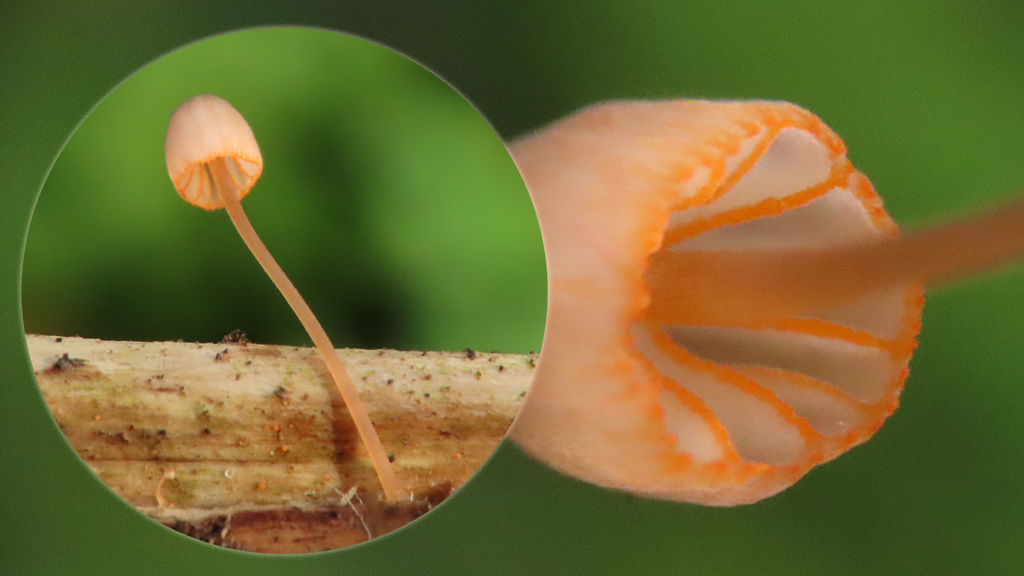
[508,100,1024,505]
[164,94,406,502]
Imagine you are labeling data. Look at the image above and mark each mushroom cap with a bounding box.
[165,94,264,210]
[508,100,923,505]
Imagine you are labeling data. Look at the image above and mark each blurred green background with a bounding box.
[22,28,545,354]
[4,1,1024,575]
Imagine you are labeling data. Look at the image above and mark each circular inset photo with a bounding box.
[23,27,545,553]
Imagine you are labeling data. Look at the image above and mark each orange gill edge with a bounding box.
[175,154,264,210]
[614,102,923,489]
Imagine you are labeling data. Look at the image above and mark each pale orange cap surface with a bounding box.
[165,94,264,210]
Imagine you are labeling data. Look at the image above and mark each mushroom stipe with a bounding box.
[165,95,407,502]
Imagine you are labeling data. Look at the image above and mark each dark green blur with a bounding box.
[4,2,1024,575]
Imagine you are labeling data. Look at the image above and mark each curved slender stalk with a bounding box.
[646,196,1024,327]
[208,159,407,502]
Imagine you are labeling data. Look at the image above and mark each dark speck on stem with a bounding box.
[51,353,85,371]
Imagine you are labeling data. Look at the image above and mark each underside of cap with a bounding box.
[165,95,264,210]
[508,100,923,505]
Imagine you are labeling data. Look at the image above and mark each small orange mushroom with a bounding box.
[508,100,1024,505]
[164,94,406,502]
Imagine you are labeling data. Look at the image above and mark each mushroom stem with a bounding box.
[208,158,407,502]
[645,195,1024,326]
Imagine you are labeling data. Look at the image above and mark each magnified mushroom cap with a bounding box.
[165,94,264,210]
[509,100,923,506]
